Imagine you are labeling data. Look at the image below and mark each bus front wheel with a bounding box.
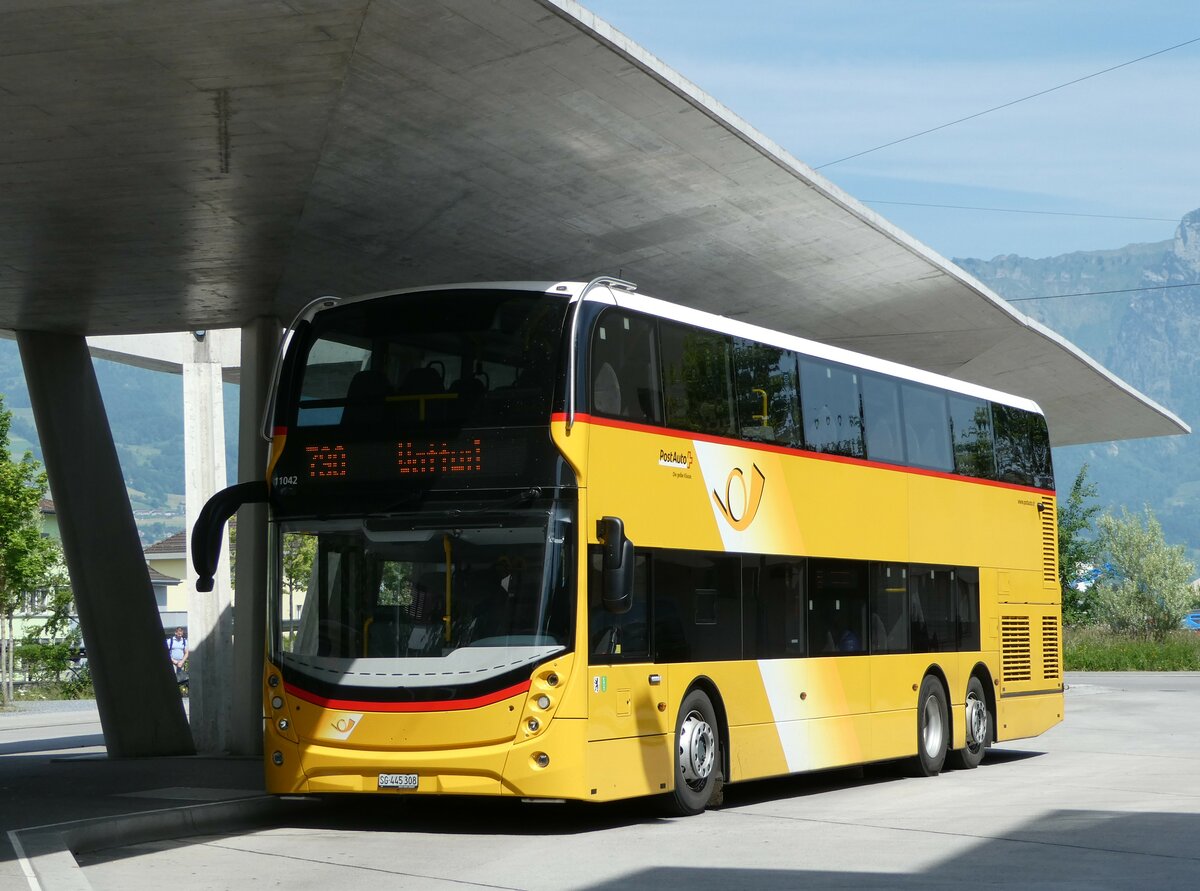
[668,688,723,816]
[912,675,948,777]
[947,676,991,770]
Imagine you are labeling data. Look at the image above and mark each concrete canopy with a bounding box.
[0,0,1187,446]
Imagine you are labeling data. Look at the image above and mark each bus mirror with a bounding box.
[192,481,269,592]
[597,516,634,614]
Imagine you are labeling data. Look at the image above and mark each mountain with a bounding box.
[957,209,1200,562]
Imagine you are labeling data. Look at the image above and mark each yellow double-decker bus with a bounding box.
[195,278,1062,815]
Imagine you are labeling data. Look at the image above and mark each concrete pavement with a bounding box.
[4,674,1200,889]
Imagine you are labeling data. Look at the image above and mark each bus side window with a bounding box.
[590,311,662,424]
[901,383,953,472]
[753,556,806,658]
[733,339,802,447]
[660,323,736,437]
[869,563,908,653]
[799,359,864,458]
[948,394,995,480]
[993,404,1054,489]
[909,565,955,653]
[808,560,867,654]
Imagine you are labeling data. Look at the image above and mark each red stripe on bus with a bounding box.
[552,411,1056,497]
[283,679,531,712]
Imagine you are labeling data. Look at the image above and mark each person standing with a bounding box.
[166,627,188,681]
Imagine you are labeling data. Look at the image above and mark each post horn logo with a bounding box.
[712,463,766,531]
[328,713,363,740]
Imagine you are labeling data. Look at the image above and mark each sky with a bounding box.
[582,0,1200,262]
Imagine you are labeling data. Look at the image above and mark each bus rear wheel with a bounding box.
[667,689,723,816]
[911,674,948,777]
[948,676,991,770]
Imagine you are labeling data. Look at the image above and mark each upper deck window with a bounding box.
[291,290,568,430]
[660,322,736,437]
[799,358,864,458]
[589,310,662,424]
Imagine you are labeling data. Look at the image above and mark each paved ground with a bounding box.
[3,673,1199,890]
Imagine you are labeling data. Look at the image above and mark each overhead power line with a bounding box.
[816,35,1200,169]
[1006,282,1200,302]
[864,200,1180,224]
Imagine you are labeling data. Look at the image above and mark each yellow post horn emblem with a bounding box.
[712,464,766,531]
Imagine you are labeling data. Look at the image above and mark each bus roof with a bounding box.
[330,280,1044,416]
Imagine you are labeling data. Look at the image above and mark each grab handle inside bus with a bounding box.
[597,516,634,614]
[192,481,269,592]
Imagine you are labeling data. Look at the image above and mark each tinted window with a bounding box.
[808,560,867,655]
[589,548,650,663]
[861,374,905,464]
[955,566,981,651]
[799,359,864,458]
[749,557,806,658]
[732,339,802,447]
[902,384,952,471]
[909,565,956,653]
[660,324,736,437]
[590,310,662,424]
[869,563,908,653]
[993,404,1054,489]
[653,550,741,662]
[293,289,568,430]
[948,394,995,479]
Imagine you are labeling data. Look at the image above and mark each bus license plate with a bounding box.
[378,773,418,790]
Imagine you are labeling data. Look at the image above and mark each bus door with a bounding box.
[586,550,669,741]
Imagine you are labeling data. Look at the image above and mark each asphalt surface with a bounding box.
[3,673,1199,890]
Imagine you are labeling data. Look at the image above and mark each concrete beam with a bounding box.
[183,335,233,754]
[16,331,193,757]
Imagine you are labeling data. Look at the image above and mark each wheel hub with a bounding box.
[922,695,944,758]
[965,695,988,749]
[678,710,715,786]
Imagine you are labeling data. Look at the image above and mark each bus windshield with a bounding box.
[275,502,574,690]
[288,288,569,431]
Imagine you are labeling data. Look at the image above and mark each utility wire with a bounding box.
[816,35,1200,169]
[1006,282,1200,302]
[864,200,1180,224]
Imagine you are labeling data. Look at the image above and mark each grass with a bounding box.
[1065,627,1200,671]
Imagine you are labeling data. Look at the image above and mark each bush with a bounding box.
[1065,627,1200,671]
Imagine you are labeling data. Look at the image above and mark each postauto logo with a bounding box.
[658,447,695,469]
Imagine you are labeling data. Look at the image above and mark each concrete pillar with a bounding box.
[16,331,194,757]
[183,333,233,753]
[230,317,280,756]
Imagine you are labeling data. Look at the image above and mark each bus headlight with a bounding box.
[536,694,551,710]
[527,717,540,732]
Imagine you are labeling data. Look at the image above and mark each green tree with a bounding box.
[281,532,316,638]
[1058,464,1102,626]
[1093,506,1196,639]
[1,394,64,704]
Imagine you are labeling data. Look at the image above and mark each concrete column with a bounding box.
[16,331,194,757]
[230,317,280,756]
[183,333,233,753]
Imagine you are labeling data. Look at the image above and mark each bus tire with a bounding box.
[947,676,990,770]
[667,688,723,816]
[911,674,948,777]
